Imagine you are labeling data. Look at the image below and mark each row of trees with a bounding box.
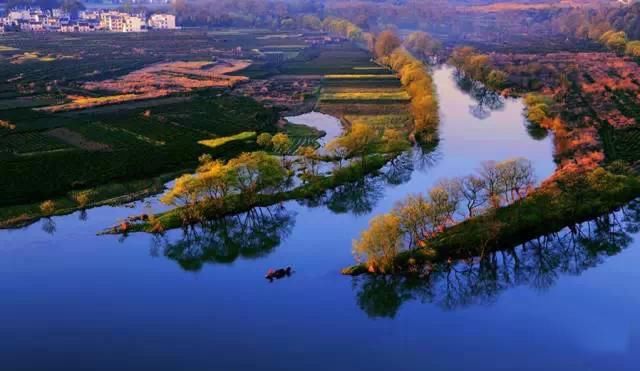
[372,30,439,143]
[549,5,640,58]
[403,31,442,60]
[320,16,364,41]
[353,158,536,273]
[325,123,409,168]
[449,47,508,91]
[161,152,287,224]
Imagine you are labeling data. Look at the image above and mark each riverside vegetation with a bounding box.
[103,25,438,234]
[345,31,640,276]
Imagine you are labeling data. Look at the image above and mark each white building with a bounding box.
[123,15,143,32]
[100,11,144,32]
[148,13,176,30]
[7,9,31,23]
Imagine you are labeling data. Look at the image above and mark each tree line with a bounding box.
[369,29,440,142]
[550,4,640,58]
[449,46,508,91]
[161,151,287,225]
[353,158,536,273]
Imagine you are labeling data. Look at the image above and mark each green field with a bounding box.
[0,94,278,207]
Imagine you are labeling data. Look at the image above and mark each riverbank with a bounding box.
[103,153,392,234]
[0,170,188,230]
[342,165,640,275]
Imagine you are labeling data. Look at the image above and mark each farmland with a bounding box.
[275,43,415,132]
[0,29,418,225]
[0,94,277,209]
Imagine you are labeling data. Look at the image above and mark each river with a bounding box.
[1,66,639,370]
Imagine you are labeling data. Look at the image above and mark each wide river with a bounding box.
[2,66,639,370]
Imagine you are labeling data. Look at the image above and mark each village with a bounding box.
[0,7,177,33]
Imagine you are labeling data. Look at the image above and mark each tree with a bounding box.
[374,29,401,58]
[226,151,287,198]
[404,31,441,59]
[342,122,377,166]
[600,30,627,52]
[626,40,640,57]
[271,133,291,165]
[161,173,202,223]
[479,161,502,208]
[454,175,487,217]
[428,185,459,229]
[353,213,403,273]
[326,136,350,168]
[301,14,322,30]
[72,191,91,209]
[197,159,237,210]
[496,158,535,202]
[295,145,320,177]
[256,132,273,148]
[393,194,433,248]
[40,200,55,216]
[486,70,508,90]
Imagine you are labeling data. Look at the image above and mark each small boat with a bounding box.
[265,266,292,281]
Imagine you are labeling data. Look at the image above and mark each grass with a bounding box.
[198,131,257,149]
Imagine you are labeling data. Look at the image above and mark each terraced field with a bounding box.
[317,73,411,123]
[284,123,325,153]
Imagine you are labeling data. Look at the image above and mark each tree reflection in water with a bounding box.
[41,217,56,235]
[454,71,505,120]
[151,146,441,269]
[297,148,439,215]
[325,177,385,216]
[353,202,640,318]
[151,205,295,271]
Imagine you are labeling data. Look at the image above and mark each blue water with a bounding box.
[2,67,638,370]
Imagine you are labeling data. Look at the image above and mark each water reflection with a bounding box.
[151,206,296,271]
[454,70,505,120]
[353,201,640,318]
[41,217,56,235]
[325,177,385,216]
[525,120,550,141]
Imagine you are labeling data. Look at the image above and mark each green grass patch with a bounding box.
[198,131,257,149]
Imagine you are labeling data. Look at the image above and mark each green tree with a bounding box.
[256,132,273,148]
[227,151,287,199]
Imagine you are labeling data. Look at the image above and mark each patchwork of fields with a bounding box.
[0,30,417,221]
[267,43,414,134]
